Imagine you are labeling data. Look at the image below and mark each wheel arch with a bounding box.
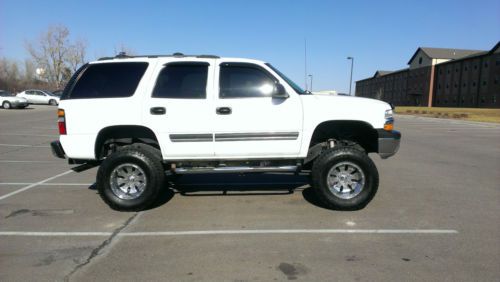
[309,120,378,153]
[94,125,161,159]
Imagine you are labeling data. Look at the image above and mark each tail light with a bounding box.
[58,109,66,135]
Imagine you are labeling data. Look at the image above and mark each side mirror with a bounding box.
[272,83,289,99]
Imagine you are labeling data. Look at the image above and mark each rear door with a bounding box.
[143,59,215,159]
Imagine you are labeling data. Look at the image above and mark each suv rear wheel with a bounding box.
[97,144,164,211]
[311,146,379,210]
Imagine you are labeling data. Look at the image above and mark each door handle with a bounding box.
[216,107,232,115]
[150,107,166,115]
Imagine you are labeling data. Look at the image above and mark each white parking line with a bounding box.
[0,143,50,148]
[0,133,58,137]
[0,183,91,186]
[0,160,61,163]
[0,170,73,201]
[0,229,459,237]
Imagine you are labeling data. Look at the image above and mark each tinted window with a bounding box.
[220,65,276,98]
[152,63,208,99]
[70,62,148,99]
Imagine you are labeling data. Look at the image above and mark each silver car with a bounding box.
[1,90,29,109]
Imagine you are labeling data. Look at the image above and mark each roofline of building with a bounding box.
[430,41,500,67]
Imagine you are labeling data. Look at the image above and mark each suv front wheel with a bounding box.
[97,144,164,211]
[311,146,379,210]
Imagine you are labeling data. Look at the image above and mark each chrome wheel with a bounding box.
[109,163,147,200]
[326,161,365,199]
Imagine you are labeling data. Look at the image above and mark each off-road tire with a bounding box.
[311,146,379,210]
[97,144,164,211]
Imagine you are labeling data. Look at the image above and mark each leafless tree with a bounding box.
[67,39,87,72]
[26,25,87,89]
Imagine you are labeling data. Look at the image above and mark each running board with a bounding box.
[172,165,299,174]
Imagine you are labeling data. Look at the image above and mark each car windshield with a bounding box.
[42,90,57,96]
[265,63,307,94]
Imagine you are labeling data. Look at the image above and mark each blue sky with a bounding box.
[1,0,499,92]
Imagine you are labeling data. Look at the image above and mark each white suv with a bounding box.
[51,53,400,211]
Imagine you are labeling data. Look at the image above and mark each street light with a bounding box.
[347,56,354,96]
[308,74,313,92]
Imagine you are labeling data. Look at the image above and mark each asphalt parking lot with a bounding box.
[0,105,499,281]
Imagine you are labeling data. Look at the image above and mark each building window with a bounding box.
[455,68,459,73]
[439,69,442,75]
[463,83,467,88]
[446,84,449,89]
[438,84,441,89]
[419,57,423,65]
[454,83,458,88]
[481,97,485,103]
[494,96,497,104]
[495,77,498,85]
[482,81,487,86]
[474,65,478,70]
[444,99,448,104]
[447,69,450,74]
[473,82,477,87]
[464,66,468,71]
[484,62,488,68]
[461,98,465,104]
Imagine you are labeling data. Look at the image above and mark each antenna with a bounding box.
[304,38,308,91]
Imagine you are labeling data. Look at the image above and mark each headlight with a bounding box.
[385,109,394,120]
[384,109,394,131]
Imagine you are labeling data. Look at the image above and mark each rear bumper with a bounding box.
[377,130,401,159]
[50,140,66,159]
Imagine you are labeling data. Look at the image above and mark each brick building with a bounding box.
[355,42,500,108]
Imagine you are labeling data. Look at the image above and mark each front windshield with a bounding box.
[43,90,56,96]
[265,63,307,94]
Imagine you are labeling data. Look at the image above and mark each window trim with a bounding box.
[152,61,210,99]
[218,62,279,99]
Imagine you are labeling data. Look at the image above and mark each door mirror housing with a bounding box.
[272,83,289,99]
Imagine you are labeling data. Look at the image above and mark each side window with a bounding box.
[26,90,34,95]
[152,63,208,99]
[219,65,276,98]
[69,62,148,99]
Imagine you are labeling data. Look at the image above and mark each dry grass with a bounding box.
[395,106,500,123]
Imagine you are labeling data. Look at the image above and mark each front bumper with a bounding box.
[50,140,66,159]
[377,130,401,159]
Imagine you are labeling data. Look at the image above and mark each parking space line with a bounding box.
[0,143,50,148]
[0,133,58,137]
[0,229,458,237]
[0,160,61,163]
[0,183,91,186]
[0,170,73,201]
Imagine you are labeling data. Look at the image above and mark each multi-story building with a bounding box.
[355,42,500,108]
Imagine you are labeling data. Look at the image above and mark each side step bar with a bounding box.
[172,165,299,175]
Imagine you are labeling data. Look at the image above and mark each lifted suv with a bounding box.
[51,53,401,211]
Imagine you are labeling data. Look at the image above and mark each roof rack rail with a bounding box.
[196,55,220,58]
[97,53,221,61]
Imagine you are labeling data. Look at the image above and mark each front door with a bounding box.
[213,61,303,158]
[143,59,216,159]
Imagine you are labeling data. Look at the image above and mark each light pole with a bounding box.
[347,56,354,96]
[308,74,313,92]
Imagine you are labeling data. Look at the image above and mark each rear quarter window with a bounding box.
[67,62,148,99]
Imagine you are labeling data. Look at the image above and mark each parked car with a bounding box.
[17,89,60,105]
[51,53,400,211]
[1,90,29,109]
